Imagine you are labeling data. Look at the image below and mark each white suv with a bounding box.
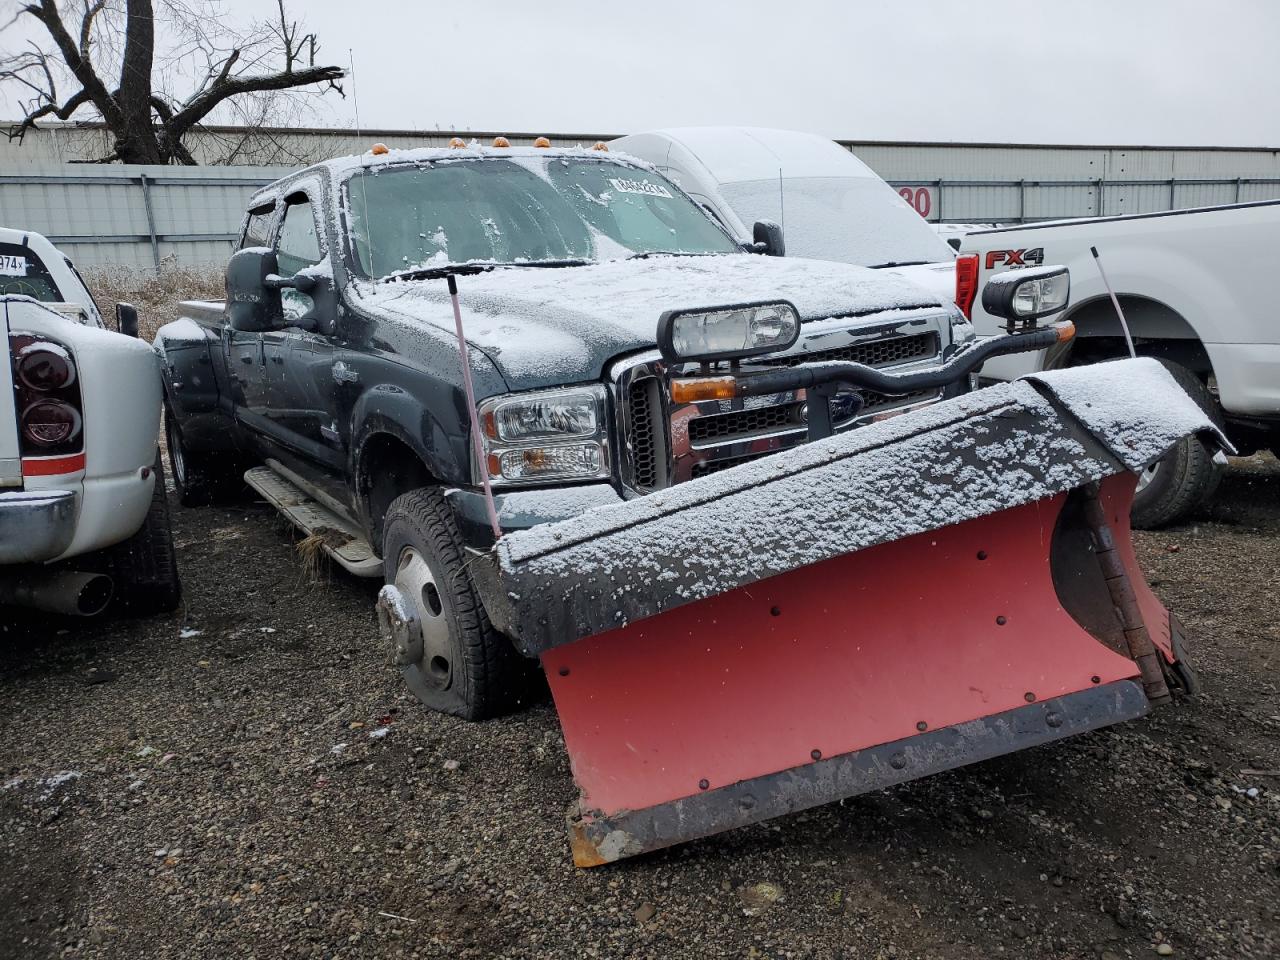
[0,228,179,617]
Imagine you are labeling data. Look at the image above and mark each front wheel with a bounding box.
[1130,361,1224,529]
[378,487,533,720]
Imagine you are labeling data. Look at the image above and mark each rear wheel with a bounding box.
[165,405,241,507]
[1130,361,1224,529]
[100,453,182,616]
[378,487,532,720]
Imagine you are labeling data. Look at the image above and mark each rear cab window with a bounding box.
[0,242,63,302]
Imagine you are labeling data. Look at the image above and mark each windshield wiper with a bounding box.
[868,260,933,269]
[625,251,717,260]
[382,258,590,282]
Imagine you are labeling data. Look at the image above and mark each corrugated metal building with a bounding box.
[3,122,1279,270]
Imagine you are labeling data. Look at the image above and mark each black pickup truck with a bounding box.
[157,141,977,718]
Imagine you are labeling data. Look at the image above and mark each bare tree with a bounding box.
[1,0,345,163]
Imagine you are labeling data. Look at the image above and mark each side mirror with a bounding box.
[752,220,785,257]
[115,302,139,338]
[981,265,1071,328]
[225,247,282,332]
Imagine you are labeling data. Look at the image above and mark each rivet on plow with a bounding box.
[739,795,757,812]
[996,615,1008,626]
[698,778,710,790]
[889,752,907,771]
[976,550,988,560]
[1024,692,1036,702]
[770,606,781,617]
[1091,675,1101,684]
[558,666,570,677]
[810,749,822,761]
[916,721,928,732]
[1045,711,1064,728]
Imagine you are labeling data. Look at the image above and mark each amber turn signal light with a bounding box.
[448,137,466,148]
[370,143,389,155]
[492,136,511,148]
[591,141,609,151]
[533,136,551,148]
[670,377,738,403]
[1055,320,1076,342]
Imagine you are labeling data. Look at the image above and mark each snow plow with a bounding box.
[460,267,1225,867]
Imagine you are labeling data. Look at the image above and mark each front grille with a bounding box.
[688,402,804,445]
[860,388,936,412]
[627,377,663,490]
[690,452,766,479]
[761,331,938,369]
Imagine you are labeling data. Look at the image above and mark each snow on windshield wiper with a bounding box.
[382,259,590,282]
[625,251,715,260]
[868,260,932,269]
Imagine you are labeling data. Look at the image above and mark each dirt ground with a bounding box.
[1,457,1277,960]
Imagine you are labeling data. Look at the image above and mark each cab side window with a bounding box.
[239,204,274,250]
[276,195,323,323]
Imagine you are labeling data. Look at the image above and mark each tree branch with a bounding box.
[168,62,344,138]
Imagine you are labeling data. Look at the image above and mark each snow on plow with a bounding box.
[473,357,1225,866]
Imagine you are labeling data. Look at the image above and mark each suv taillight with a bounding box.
[9,333,84,466]
[955,254,979,320]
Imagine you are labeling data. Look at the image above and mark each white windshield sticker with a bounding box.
[0,254,28,275]
[607,177,673,199]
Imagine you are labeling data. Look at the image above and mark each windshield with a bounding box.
[345,156,739,277]
[718,176,955,268]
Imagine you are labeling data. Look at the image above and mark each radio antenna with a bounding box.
[1090,246,1135,358]
[349,49,375,278]
[447,274,502,543]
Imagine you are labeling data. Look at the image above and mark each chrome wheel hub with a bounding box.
[381,546,452,688]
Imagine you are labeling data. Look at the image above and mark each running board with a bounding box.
[244,466,381,578]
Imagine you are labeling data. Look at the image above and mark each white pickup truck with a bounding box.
[0,228,179,617]
[959,200,1280,527]
[612,127,958,303]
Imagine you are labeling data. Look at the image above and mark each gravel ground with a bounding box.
[1,456,1278,960]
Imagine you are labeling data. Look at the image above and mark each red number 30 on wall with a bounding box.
[898,186,932,219]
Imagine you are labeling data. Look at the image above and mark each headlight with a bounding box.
[656,300,800,363]
[1011,271,1069,317]
[476,385,610,486]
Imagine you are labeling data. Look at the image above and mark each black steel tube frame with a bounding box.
[734,326,1063,405]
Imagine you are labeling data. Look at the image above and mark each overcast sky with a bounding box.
[4,0,1279,146]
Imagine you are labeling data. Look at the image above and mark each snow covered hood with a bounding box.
[350,254,943,388]
[479,358,1226,654]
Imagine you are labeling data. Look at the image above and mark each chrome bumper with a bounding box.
[0,489,77,563]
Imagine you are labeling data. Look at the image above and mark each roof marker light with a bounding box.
[533,136,551,148]
[591,141,609,152]
[448,137,466,148]
[370,143,389,155]
[492,136,511,148]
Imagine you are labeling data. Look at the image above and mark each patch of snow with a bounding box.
[179,628,202,639]
[368,727,390,739]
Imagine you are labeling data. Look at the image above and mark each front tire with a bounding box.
[1130,361,1224,529]
[380,487,532,720]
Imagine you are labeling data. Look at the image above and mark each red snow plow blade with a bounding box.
[474,358,1224,866]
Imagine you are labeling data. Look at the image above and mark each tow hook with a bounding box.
[376,585,422,667]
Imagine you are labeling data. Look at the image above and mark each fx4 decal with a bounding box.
[985,247,1045,270]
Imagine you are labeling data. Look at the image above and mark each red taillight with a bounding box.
[955,254,979,320]
[16,345,76,391]
[9,332,84,461]
[22,399,81,446]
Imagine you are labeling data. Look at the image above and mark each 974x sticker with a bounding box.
[607,177,673,199]
[0,254,28,276]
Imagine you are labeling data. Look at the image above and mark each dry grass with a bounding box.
[83,263,223,342]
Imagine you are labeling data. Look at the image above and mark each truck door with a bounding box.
[224,203,277,440]
[267,189,345,474]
